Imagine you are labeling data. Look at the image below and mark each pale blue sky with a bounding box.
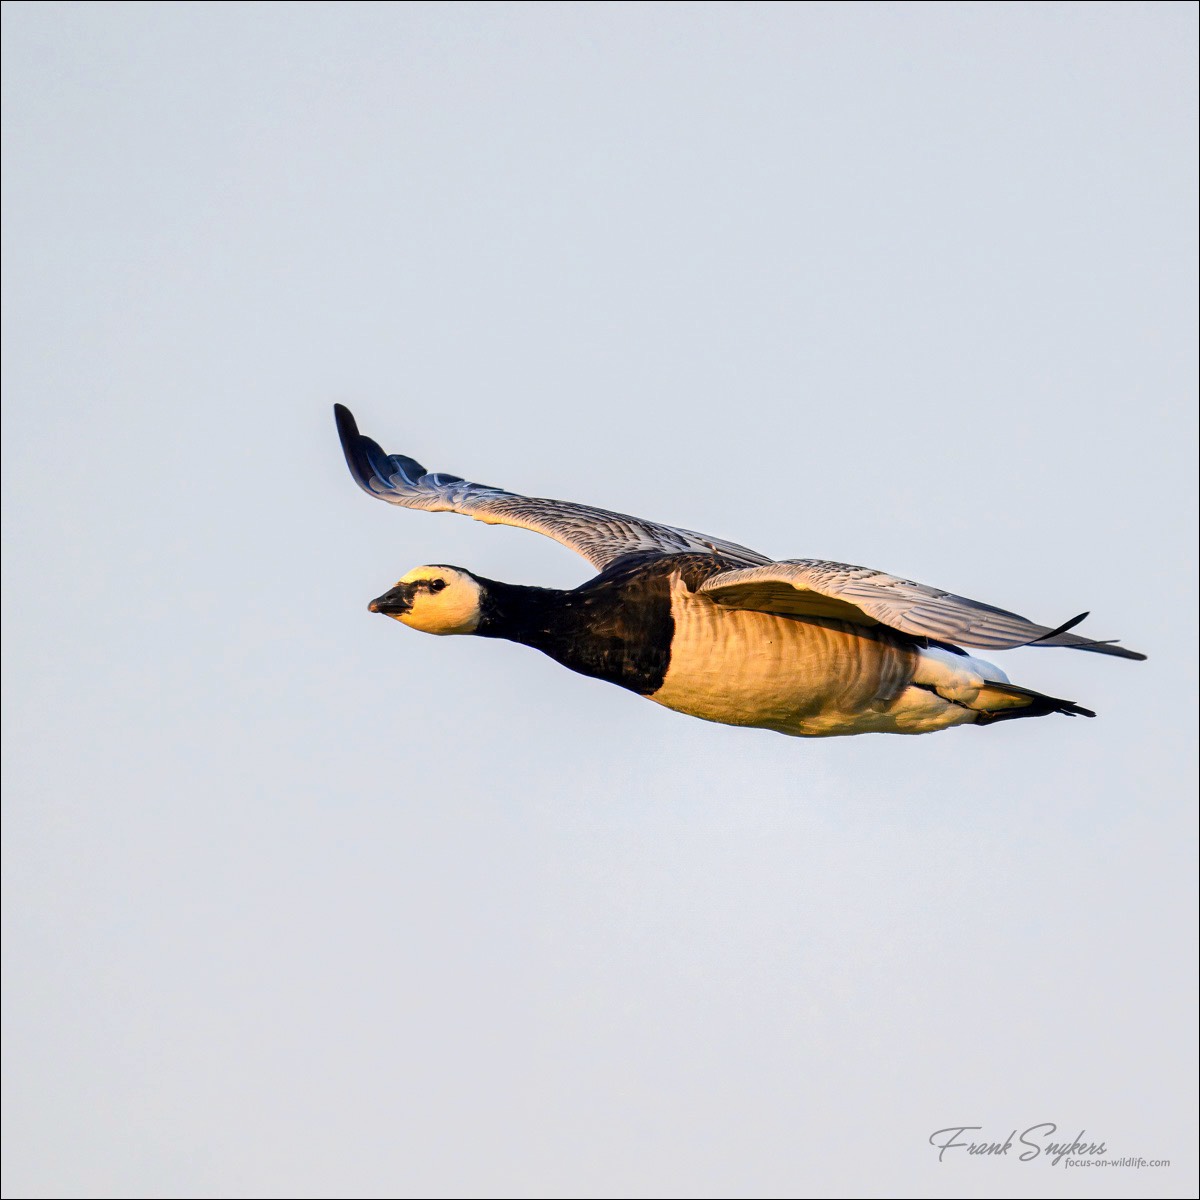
[3,3,1197,1197]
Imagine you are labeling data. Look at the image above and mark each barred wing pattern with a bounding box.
[335,405,771,571]
[698,560,1146,660]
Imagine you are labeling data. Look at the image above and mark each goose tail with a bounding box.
[969,680,1096,724]
[914,646,1096,725]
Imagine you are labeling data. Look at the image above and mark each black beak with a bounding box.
[368,583,416,616]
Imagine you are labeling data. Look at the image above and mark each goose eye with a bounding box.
[429,579,447,592]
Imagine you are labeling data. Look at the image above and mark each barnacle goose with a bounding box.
[335,405,1144,738]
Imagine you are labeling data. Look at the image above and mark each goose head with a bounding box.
[368,565,484,635]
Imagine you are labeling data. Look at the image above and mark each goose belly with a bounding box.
[647,583,973,737]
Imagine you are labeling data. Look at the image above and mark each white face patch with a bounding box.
[393,566,483,635]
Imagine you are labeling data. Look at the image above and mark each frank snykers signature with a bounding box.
[929,1123,1106,1166]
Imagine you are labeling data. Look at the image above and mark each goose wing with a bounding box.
[698,560,1146,660]
[335,405,770,571]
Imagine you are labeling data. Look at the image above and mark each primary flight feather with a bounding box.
[335,405,1144,738]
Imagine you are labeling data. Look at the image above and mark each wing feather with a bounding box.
[698,560,1146,660]
[335,405,770,570]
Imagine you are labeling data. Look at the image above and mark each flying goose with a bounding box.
[335,405,1144,738]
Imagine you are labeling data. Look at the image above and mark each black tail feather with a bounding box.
[973,680,1096,724]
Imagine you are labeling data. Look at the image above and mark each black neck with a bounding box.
[475,578,574,651]
[472,570,674,696]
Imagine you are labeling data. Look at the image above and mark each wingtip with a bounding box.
[1029,612,1090,644]
[333,403,358,440]
[333,404,378,494]
[1071,638,1148,662]
[1028,611,1148,662]
[1098,644,1147,662]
